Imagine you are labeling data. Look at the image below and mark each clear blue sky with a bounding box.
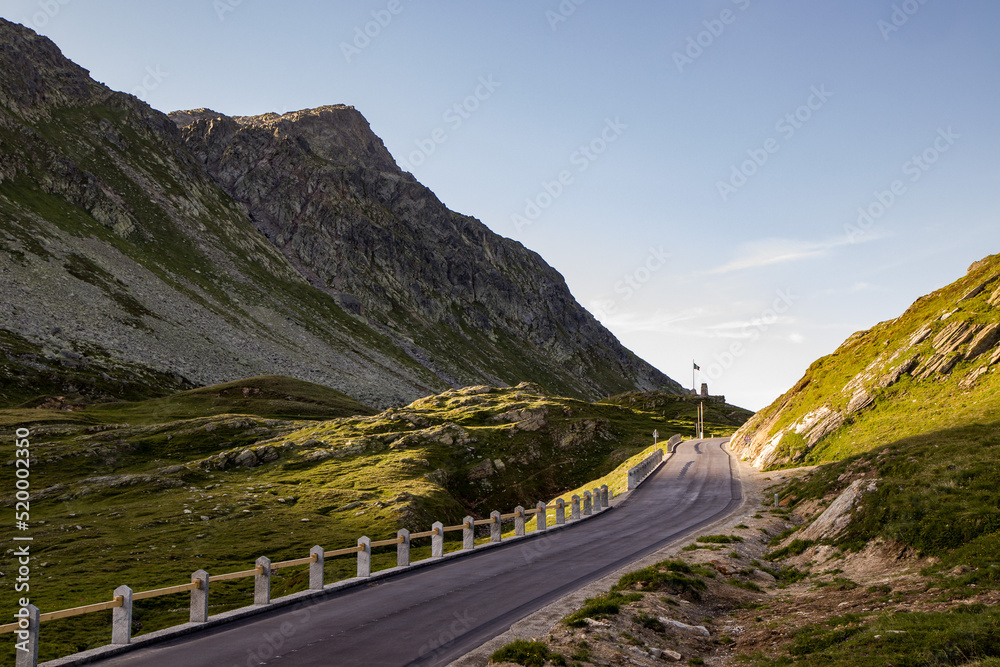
[7,0,999,409]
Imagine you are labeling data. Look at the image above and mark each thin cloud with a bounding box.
[591,306,714,334]
[705,232,890,276]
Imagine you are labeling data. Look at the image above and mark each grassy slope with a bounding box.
[737,253,1000,467]
[1,383,749,663]
[724,258,1000,664]
[780,421,1000,570]
[739,422,1000,666]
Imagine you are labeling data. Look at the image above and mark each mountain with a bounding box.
[0,18,680,408]
[732,253,1000,468]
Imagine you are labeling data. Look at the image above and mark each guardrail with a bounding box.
[626,434,681,490]
[4,486,615,667]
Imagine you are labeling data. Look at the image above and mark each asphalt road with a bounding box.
[89,438,740,667]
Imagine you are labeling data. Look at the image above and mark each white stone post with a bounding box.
[583,491,592,515]
[463,516,475,550]
[593,488,603,511]
[490,511,501,543]
[191,569,209,623]
[397,529,411,567]
[555,498,565,524]
[536,501,548,531]
[309,546,324,590]
[431,522,444,559]
[627,469,637,490]
[357,537,371,578]
[514,506,525,536]
[571,495,581,520]
[254,557,271,605]
[15,604,39,667]
[112,585,133,645]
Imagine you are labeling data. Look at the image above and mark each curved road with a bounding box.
[89,438,740,667]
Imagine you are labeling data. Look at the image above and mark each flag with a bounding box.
[693,362,700,371]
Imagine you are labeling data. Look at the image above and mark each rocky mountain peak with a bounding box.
[0,19,100,117]
[1,23,681,407]
[170,104,400,173]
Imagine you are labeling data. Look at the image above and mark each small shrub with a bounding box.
[769,539,816,560]
[491,639,565,667]
[614,563,707,600]
[761,565,808,585]
[734,600,765,610]
[729,579,764,593]
[563,591,642,627]
[767,527,800,547]
[697,534,744,544]
[636,612,664,633]
[789,623,863,656]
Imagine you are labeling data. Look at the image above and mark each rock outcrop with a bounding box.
[169,105,680,399]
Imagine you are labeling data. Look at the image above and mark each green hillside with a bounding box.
[733,253,1000,469]
[1,381,749,663]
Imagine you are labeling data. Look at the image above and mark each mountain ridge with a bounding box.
[0,18,680,407]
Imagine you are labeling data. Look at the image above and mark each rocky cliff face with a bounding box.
[169,106,679,399]
[0,18,680,408]
[733,254,1000,468]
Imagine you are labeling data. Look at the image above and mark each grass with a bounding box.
[767,527,799,546]
[0,382,748,663]
[742,608,1000,666]
[728,579,764,593]
[612,561,710,600]
[779,421,1000,560]
[739,252,1000,469]
[563,591,643,627]
[697,534,744,544]
[767,539,815,561]
[812,577,859,591]
[491,639,566,666]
